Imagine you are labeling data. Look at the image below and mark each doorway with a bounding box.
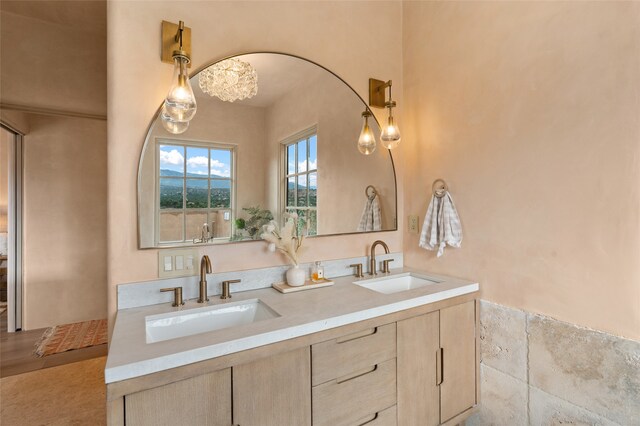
[0,124,23,333]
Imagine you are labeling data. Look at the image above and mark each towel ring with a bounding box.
[365,185,378,200]
[432,179,448,198]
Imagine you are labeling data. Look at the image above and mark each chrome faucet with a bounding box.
[369,240,390,276]
[198,255,212,303]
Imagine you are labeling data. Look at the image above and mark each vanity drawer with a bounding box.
[312,322,396,386]
[312,358,397,426]
[355,405,397,426]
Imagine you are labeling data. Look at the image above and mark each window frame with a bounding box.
[155,138,237,245]
[281,126,318,236]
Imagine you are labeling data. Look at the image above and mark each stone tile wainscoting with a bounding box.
[468,301,640,426]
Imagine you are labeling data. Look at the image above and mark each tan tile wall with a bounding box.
[469,301,640,425]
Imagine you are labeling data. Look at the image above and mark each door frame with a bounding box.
[1,123,24,332]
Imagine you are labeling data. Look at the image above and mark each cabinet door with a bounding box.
[397,312,440,426]
[233,346,311,426]
[440,301,477,422]
[125,368,231,426]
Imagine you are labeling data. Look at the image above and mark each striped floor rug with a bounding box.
[34,319,108,357]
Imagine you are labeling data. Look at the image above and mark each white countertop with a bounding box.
[105,267,478,383]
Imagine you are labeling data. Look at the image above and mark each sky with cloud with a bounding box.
[159,145,231,178]
[286,136,317,176]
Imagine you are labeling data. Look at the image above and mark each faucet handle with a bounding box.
[221,279,241,299]
[160,287,185,307]
[381,259,394,274]
[349,263,364,278]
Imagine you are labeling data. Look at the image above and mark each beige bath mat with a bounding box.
[34,319,108,357]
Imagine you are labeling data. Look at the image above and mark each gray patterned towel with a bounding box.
[357,196,381,232]
[419,191,462,257]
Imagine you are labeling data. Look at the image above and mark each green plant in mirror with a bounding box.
[230,206,274,241]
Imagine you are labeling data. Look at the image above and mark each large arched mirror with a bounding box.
[138,53,397,248]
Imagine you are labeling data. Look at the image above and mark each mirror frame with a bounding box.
[137,51,397,249]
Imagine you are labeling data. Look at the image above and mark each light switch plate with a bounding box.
[163,256,173,272]
[158,249,199,278]
[408,215,419,234]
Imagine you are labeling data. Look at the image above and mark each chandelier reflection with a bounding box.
[199,58,258,102]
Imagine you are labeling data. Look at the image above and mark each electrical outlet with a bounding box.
[408,215,419,234]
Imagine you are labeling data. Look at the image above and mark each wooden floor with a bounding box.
[0,310,107,378]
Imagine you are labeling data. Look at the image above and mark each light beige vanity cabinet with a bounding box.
[397,300,478,426]
[114,348,310,426]
[124,368,232,426]
[107,294,478,426]
[233,346,311,426]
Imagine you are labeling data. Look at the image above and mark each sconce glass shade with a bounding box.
[164,54,197,122]
[380,103,401,150]
[358,111,377,155]
[161,116,189,134]
[161,106,189,134]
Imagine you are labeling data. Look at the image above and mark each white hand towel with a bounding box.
[357,196,381,231]
[419,191,462,257]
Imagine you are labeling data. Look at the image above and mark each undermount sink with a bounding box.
[354,273,441,294]
[145,299,280,343]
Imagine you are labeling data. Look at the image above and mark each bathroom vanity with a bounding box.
[105,268,479,426]
[112,38,482,426]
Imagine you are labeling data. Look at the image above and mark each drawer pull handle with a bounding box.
[436,347,444,385]
[336,365,377,384]
[358,412,379,425]
[336,327,378,344]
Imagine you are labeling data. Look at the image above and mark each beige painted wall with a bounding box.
[402,1,640,340]
[265,71,396,234]
[1,4,108,329]
[23,115,107,329]
[108,1,403,326]
[0,9,107,116]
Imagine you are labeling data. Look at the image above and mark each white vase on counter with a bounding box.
[286,265,306,287]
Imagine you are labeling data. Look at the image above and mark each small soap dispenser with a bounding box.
[311,261,325,282]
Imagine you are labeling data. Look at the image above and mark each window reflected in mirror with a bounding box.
[283,128,317,236]
[157,141,234,244]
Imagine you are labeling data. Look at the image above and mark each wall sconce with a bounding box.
[160,20,196,134]
[357,110,377,155]
[368,78,401,150]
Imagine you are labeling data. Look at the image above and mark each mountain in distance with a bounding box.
[287,181,317,191]
[160,169,229,189]
[160,169,228,179]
